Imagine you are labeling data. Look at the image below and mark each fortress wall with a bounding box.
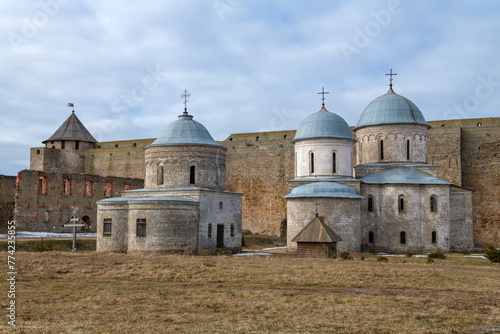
[426,122,462,185]
[457,118,500,247]
[85,139,154,179]
[14,170,143,233]
[220,131,295,236]
[0,175,16,231]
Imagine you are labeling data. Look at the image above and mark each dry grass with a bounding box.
[0,251,499,333]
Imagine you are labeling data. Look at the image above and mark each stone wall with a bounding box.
[14,170,143,232]
[220,131,296,236]
[85,139,154,179]
[0,175,16,231]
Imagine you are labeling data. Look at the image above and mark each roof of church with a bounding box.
[361,168,451,185]
[146,112,224,148]
[292,216,342,243]
[354,87,430,130]
[97,196,199,204]
[284,181,364,199]
[292,107,355,142]
[43,111,97,143]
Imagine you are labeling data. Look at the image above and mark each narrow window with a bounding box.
[115,144,118,148]
[400,231,406,244]
[61,140,65,149]
[310,152,315,174]
[380,140,384,160]
[431,231,437,244]
[208,223,212,238]
[256,136,260,141]
[136,219,146,237]
[36,149,40,154]
[133,143,137,147]
[398,195,405,212]
[219,201,223,210]
[406,140,410,160]
[39,177,47,195]
[190,166,195,184]
[368,231,374,244]
[367,196,373,212]
[157,165,164,185]
[103,219,112,237]
[230,224,235,237]
[430,195,437,212]
[123,184,131,191]
[85,180,93,197]
[63,178,71,196]
[105,181,113,198]
[332,152,336,174]
[75,140,80,150]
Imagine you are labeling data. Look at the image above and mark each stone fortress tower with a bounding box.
[96,91,242,254]
[285,76,474,254]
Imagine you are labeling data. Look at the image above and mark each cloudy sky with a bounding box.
[1,0,499,175]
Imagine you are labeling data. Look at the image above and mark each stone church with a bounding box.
[285,83,474,253]
[96,102,242,254]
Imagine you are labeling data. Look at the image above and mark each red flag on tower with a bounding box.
[68,103,74,107]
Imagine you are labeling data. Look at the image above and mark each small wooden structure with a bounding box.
[292,216,342,258]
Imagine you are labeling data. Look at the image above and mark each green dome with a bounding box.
[146,113,224,148]
[284,182,364,199]
[292,107,355,142]
[354,87,430,130]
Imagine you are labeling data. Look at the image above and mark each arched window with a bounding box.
[400,231,406,244]
[380,140,384,160]
[406,140,410,160]
[367,196,373,212]
[368,231,374,244]
[332,152,336,174]
[190,166,196,184]
[430,195,437,212]
[398,195,405,212]
[157,165,164,186]
[219,201,223,210]
[310,152,315,174]
[431,231,437,244]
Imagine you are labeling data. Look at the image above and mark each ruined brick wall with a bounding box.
[219,131,295,236]
[0,175,16,231]
[85,139,154,179]
[14,170,143,233]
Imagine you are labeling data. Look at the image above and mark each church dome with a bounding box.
[292,107,354,142]
[146,112,224,148]
[284,182,364,199]
[354,87,430,130]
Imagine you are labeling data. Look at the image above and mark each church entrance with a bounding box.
[216,224,224,248]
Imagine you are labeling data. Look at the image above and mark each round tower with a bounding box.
[144,108,226,190]
[292,97,355,178]
[354,85,430,165]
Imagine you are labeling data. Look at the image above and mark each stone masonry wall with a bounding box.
[14,170,143,233]
[0,175,16,231]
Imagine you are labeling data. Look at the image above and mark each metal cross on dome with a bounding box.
[317,87,329,107]
[181,89,191,114]
[386,69,397,87]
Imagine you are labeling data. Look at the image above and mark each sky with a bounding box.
[1,0,499,176]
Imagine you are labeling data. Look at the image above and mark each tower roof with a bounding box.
[146,113,224,148]
[354,87,430,130]
[43,112,97,143]
[292,107,355,143]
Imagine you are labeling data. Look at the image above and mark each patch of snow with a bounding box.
[0,231,96,239]
[233,252,273,257]
[262,246,287,251]
[465,255,487,259]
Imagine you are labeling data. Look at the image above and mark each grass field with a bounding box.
[1,240,499,333]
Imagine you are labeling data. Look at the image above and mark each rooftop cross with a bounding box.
[317,87,329,107]
[180,89,191,114]
[385,69,397,87]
